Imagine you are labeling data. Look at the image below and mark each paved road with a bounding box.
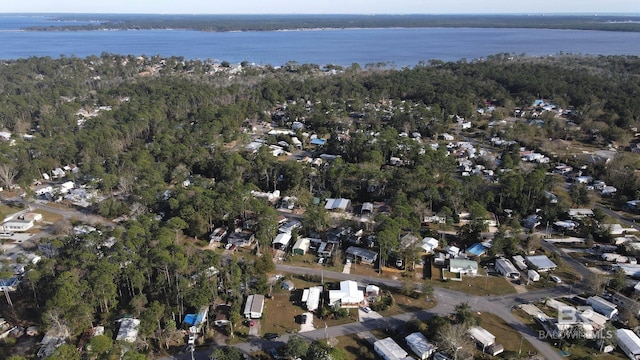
[596,204,640,232]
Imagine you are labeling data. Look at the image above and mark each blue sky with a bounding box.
[0,0,638,14]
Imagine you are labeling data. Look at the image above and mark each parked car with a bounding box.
[317,258,325,264]
[250,320,256,327]
[300,314,308,324]
[225,243,233,250]
[264,332,279,340]
[361,306,371,313]
[345,258,351,264]
[187,334,196,345]
[550,275,562,283]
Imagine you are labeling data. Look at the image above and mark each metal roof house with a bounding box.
[303,286,323,312]
[405,332,436,360]
[374,337,412,360]
[345,246,378,264]
[468,326,495,350]
[324,198,351,211]
[617,328,640,360]
[512,255,528,270]
[526,255,557,272]
[115,318,140,343]
[243,294,265,319]
[495,258,520,279]
[449,259,478,275]
[328,280,365,308]
[586,296,618,320]
[272,233,292,250]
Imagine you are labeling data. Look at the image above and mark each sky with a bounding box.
[1,0,638,15]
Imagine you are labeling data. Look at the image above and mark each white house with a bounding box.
[405,332,436,360]
[243,294,265,319]
[526,255,557,272]
[292,237,311,255]
[115,318,140,343]
[304,286,323,312]
[586,296,618,320]
[328,280,365,308]
[468,326,495,351]
[527,269,540,282]
[374,337,411,360]
[324,198,351,211]
[421,237,439,253]
[272,233,292,250]
[616,328,640,360]
[495,258,520,279]
[58,181,75,194]
[449,259,478,275]
[512,255,528,270]
[1,220,34,232]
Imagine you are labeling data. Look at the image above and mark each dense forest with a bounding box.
[22,14,640,32]
[0,53,640,358]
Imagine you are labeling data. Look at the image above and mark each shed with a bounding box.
[374,337,410,360]
[243,294,265,319]
[526,255,557,272]
[445,245,460,257]
[527,269,540,282]
[405,332,436,360]
[281,280,295,291]
[292,237,311,255]
[495,258,520,279]
[617,328,640,360]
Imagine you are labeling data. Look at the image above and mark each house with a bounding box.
[361,202,374,215]
[445,245,460,258]
[1,220,34,232]
[405,332,436,360]
[34,185,53,197]
[317,242,335,257]
[467,326,496,352]
[209,226,228,243]
[279,220,302,233]
[243,295,265,319]
[345,246,378,264]
[302,286,323,312]
[328,280,365,308]
[616,328,640,360]
[115,318,140,343]
[183,306,209,334]
[324,198,351,211]
[568,208,594,219]
[374,337,411,360]
[449,259,478,275]
[227,231,255,248]
[292,237,311,255]
[586,296,618,319]
[495,258,520,279]
[526,255,557,272]
[440,133,455,141]
[272,233,292,250]
[51,168,66,179]
[58,181,75,194]
[213,305,231,327]
[434,252,446,265]
[421,237,439,253]
[400,233,421,249]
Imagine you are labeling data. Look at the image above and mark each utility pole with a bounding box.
[519,336,523,357]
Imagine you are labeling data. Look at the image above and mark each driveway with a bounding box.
[299,312,315,333]
[359,308,383,322]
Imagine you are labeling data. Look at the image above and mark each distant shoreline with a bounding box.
[13,14,640,33]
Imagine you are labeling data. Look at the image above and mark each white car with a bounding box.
[550,276,562,283]
[188,334,196,345]
[345,258,351,265]
[225,243,233,250]
[318,258,325,264]
[361,306,371,313]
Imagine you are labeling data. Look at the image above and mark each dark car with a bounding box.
[264,332,279,340]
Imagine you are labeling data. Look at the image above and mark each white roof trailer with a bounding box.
[495,258,520,279]
[617,329,640,360]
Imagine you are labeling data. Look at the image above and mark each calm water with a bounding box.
[1,15,640,66]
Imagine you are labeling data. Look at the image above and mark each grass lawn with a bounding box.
[478,312,536,357]
[33,209,63,223]
[429,265,516,296]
